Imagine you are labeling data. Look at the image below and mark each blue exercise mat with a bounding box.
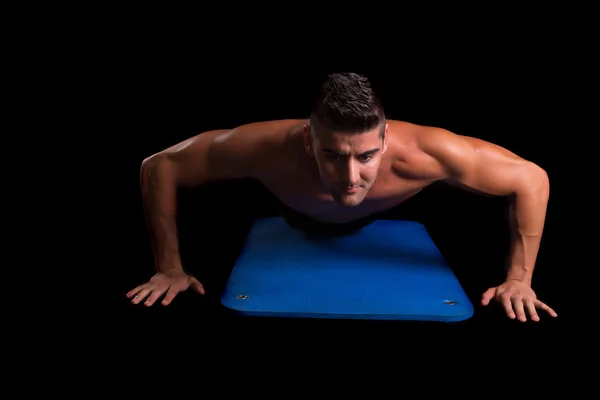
[221,218,473,322]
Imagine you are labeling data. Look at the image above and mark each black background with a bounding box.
[107,63,566,348]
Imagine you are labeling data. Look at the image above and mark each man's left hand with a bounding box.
[481,280,558,322]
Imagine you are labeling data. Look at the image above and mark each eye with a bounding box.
[326,154,340,161]
[358,155,372,162]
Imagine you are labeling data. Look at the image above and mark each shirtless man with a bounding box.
[127,72,557,322]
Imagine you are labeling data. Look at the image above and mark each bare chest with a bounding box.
[260,173,430,224]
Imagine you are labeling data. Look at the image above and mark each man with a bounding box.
[127,72,557,322]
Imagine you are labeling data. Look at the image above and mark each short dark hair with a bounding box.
[310,72,385,137]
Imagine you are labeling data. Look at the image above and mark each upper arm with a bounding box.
[420,128,548,196]
[146,122,277,188]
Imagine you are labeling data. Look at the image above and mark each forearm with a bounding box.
[505,168,550,285]
[140,156,183,272]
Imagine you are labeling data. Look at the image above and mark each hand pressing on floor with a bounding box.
[481,279,557,322]
[126,270,205,306]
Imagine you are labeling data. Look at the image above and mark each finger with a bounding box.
[512,297,527,322]
[161,286,180,306]
[535,300,558,318]
[189,278,205,295]
[501,296,516,319]
[525,300,540,322]
[131,287,154,304]
[144,286,168,306]
[126,285,146,298]
[481,287,495,305]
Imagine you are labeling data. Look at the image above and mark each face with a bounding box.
[303,123,388,207]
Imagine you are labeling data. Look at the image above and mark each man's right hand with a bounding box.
[126,270,205,306]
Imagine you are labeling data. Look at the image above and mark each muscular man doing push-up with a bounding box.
[127,72,557,322]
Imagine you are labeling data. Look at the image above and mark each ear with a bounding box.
[303,124,315,157]
[382,124,389,153]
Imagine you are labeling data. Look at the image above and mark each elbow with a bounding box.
[141,152,172,175]
[522,163,550,198]
[140,155,157,185]
[140,153,173,187]
[140,154,157,179]
[142,152,164,168]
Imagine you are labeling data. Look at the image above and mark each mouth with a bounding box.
[343,186,361,194]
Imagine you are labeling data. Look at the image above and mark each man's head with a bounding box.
[304,72,388,207]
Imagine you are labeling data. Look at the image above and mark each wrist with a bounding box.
[505,260,533,285]
[505,275,532,286]
[157,263,183,274]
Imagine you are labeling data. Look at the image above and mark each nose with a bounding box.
[342,160,360,186]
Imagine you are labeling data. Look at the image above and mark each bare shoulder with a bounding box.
[158,119,302,165]
[214,119,304,147]
[387,120,464,150]
[409,122,525,166]
[386,120,525,180]
[153,119,305,186]
[385,120,448,180]
[209,119,306,177]
[387,119,533,183]
[227,118,304,160]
